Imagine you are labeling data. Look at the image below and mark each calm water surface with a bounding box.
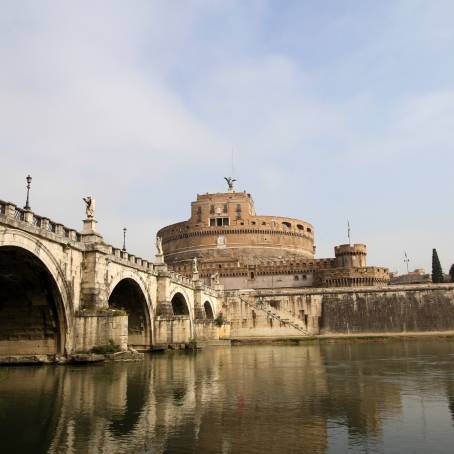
[2,340,454,453]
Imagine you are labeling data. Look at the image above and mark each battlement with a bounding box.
[334,243,367,268]
[335,244,367,255]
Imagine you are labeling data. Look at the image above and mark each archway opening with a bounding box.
[204,301,214,319]
[171,292,189,316]
[0,246,65,356]
[108,278,150,348]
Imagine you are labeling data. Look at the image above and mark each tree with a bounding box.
[432,249,444,283]
[449,264,454,283]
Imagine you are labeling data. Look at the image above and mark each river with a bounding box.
[1,339,454,453]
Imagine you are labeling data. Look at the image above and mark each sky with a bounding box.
[1,0,454,274]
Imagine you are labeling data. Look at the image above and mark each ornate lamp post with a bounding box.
[122,227,127,251]
[24,174,32,210]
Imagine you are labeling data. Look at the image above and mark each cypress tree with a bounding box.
[449,264,454,283]
[432,249,444,283]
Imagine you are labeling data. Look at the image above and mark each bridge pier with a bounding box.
[193,282,206,320]
[155,264,174,317]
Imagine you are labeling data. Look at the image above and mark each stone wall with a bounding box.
[74,314,128,352]
[154,317,192,346]
[319,286,454,334]
[223,285,454,339]
[224,292,321,338]
[193,320,231,340]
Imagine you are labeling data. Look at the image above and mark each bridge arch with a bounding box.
[0,230,71,356]
[170,292,190,316]
[204,301,214,319]
[107,272,152,348]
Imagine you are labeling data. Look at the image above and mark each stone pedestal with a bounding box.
[193,281,205,320]
[155,266,173,316]
[81,219,103,245]
[155,253,165,265]
[83,218,97,233]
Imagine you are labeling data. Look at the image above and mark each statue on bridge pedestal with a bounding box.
[83,196,96,220]
[211,272,220,286]
[156,236,163,255]
[154,236,165,265]
[192,256,198,274]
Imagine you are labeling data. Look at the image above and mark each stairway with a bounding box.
[238,295,309,336]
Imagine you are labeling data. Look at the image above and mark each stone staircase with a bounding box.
[238,295,309,336]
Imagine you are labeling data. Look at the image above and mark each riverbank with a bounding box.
[230,330,454,345]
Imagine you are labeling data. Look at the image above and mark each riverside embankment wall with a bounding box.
[319,285,454,335]
[228,284,454,338]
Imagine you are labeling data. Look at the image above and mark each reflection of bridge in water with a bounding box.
[0,198,223,359]
[3,342,454,453]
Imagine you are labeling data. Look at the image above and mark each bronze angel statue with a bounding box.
[224,176,236,192]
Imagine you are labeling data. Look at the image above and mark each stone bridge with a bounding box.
[0,199,225,359]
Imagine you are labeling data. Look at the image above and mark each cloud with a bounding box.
[1,0,454,273]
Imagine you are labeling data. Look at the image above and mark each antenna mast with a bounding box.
[404,251,410,274]
[347,220,351,245]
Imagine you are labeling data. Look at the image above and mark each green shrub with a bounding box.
[90,339,120,354]
[111,308,127,316]
[214,313,225,327]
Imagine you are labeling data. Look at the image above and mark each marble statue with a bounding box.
[156,236,163,255]
[83,196,95,219]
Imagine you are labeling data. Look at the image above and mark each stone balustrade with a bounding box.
[169,270,195,288]
[0,199,83,243]
[0,198,218,289]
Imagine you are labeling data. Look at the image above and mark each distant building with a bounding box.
[157,182,389,290]
[389,269,431,285]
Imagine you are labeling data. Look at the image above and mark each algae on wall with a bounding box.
[320,288,454,334]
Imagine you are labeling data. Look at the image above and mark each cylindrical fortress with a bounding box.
[157,191,315,265]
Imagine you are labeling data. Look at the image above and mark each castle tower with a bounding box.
[334,244,367,268]
[157,186,315,267]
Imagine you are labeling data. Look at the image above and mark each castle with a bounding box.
[157,179,390,289]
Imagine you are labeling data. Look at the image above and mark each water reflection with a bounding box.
[2,340,454,453]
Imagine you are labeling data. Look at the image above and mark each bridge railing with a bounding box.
[0,199,83,243]
[0,199,157,272]
[169,270,195,288]
[201,284,218,297]
[106,245,154,271]
[0,199,224,283]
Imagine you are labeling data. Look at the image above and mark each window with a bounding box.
[210,205,215,214]
[213,217,229,226]
[296,224,304,231]
[223,204,228,213]
[282,221,291,228]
